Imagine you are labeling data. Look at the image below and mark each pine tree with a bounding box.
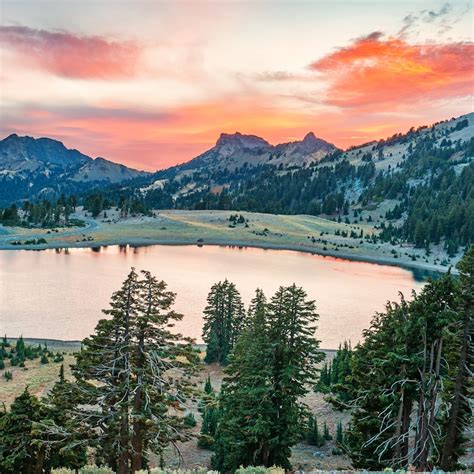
[198,373,219,450]
[323,421,331,441]
[336,420,344,444]
[212,289,273,468]
[51,268,199,473]
[343,273,463,469]
[264,284,325,468]
[439,246,474,470]
[213,285,324,470]
[35,365,88,471]
[15,336,25,363]
[315,361,331,392]
[0,388,48,473]
[204,374,214,396]
[202,279,246,364]
[306,414,322,447]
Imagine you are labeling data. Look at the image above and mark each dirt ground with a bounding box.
[161,359,353,471]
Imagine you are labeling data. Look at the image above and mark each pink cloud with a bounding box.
[309,33,474,110]
[0,25,141,79]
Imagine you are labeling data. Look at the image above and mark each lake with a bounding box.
[0,245,426,349]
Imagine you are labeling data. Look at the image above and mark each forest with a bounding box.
[0,195,81,228]
[1,246,472,473]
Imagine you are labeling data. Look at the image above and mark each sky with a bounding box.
[0,1,473,171]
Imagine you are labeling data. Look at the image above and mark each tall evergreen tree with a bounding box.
[306,413,322,447]
[439,246,474,470]
[343,269,467,470]
[213,285,324,470]
[263,284,325,468]
[202,279,246,364]
[35,365,87,471]
[212,289,274,469]
[50,268,199,473]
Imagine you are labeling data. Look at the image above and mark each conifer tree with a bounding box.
[439,246,474,470]
[49,268,199,473]
[213,285,324,470]
[202,279,246,364]
[264,284,325,468]
[204,374,214,396]
[323,421,331,441]
[212,289,273,468]
[15,336,25,363]
[343,272,465,470]
[198,373,219,450]
[306,414,322,446]
[336,420,344,445]
[35,365,87,471]
[0,388,48,473]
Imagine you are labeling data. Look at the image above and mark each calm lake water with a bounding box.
[0,245,426,349]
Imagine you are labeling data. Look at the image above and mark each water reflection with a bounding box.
[0,245,426,349]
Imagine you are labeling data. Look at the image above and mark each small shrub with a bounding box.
[183,412,197,427]
[197,433,215,449]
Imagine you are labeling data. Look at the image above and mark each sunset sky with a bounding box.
[0,1,473,171]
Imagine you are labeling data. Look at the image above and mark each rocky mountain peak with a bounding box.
[216,132,270,149]
[295,132,335,154]
[302,131,317,143]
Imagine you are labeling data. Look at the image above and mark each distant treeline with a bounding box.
[0,192,151,228]
[0,195,81,228]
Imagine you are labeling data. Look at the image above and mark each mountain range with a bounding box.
[0,134,146,205]
[174,130,336,174]
[1,113,473,210]
[0,130,337,205]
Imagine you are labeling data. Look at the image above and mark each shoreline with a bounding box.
[12,337,338,354]
[0,234,448,276]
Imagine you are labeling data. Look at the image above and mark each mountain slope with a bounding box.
[0,134,147,205]
[167,131,337,177]
[126,112,471,258]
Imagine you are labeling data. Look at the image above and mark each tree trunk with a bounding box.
[440,305,472,470]
[392,360,413,469]
[131,389,144,472]
[118,282,133,474]
[131,331,146,472]
[413,338,443,470]
[393,386,413,468]
[34,444,46,474]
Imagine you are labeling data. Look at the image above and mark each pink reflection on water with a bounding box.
[0,245,425,349]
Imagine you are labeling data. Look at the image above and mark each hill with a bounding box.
[0,134,148,205]
[152,130,337,186]
[127,112,472,257]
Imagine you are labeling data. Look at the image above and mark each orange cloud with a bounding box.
[0,26,141,79]
[309,32,474,109]
[2,94,471,171]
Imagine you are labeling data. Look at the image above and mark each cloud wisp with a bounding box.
[0,25,141,79]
